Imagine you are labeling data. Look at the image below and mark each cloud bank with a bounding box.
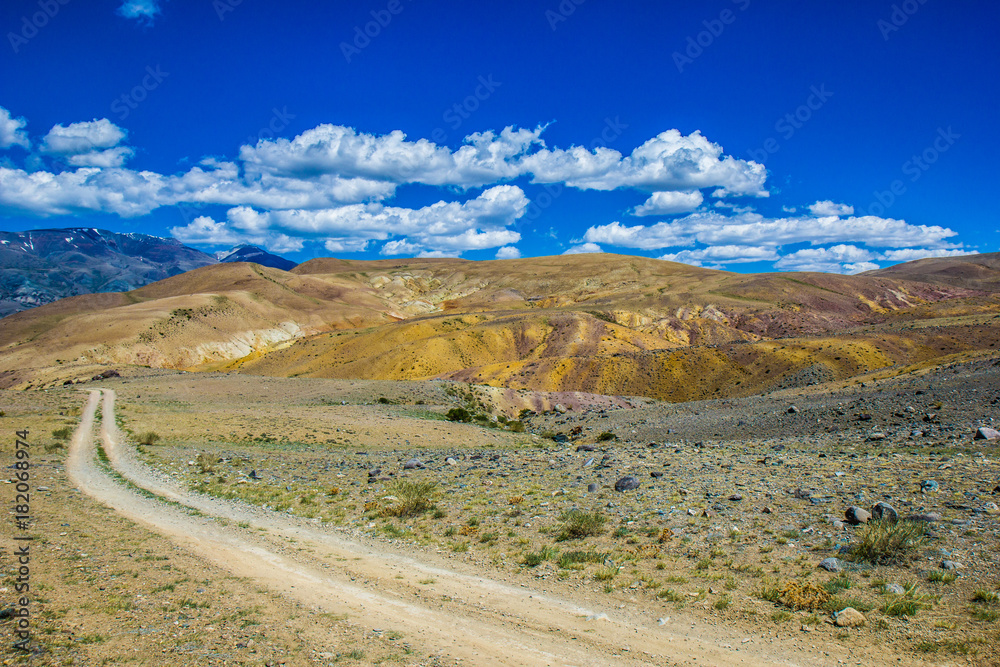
[0,104,969,272]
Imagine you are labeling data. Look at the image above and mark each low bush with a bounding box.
[556,510,607,541]
[379,480,438,518]
[848,520,926,565]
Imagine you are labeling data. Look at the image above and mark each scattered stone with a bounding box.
[585,612,608,621]
[819,558,842,572]
[587,483,598,492]
[921,480,939,493]
[445,457,458,466]
[906,512,942,523]
[702,509,716,518]
[871,501,898,523]
[834,607,866,628]
[885,583,905,595]
[248,470,259,480]
[787,405,799,414]
[845,506,871,525]
[576,444,596,452]
[867,432,887,442]
[656,617,669,626]
[614,476,640,492]
[552,433,569,443]
[761,506,773,514]
[728,494,743,501]
[554,404,568,414]
[975,426,1000,440]
[650,471,664,478]
[941,560,963,571]
[793,488,812,500]
[403,459,425,470]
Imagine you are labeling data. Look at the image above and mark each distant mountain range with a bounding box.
[0,228,295,317]
[2,251,998,397]
[217,245,297,271]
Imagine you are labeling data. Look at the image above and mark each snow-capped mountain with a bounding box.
[216,245,297,271]
[0,228,217,317]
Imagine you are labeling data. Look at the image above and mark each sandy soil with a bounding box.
[62,387,811,666]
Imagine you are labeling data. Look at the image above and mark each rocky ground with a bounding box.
[1,355,999,665]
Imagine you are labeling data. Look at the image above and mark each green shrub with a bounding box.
[445,407,471,422]
[971,589,999,604]
[522,545,558,568]
[556,510,607,541]
[138,431,161,445]
[881,584,932,617]
[52,427,72,440]
[848,520,926,565]
[557,551,607,568]
[379,480,437,518]
[596,431,616,442]
[658,588,682,601]
[823,574,853,595]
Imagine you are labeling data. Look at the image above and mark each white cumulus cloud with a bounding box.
[41,119,134,167]
[583,211,958,251]
[809,200,854,217]
[495,246,521,259]
[660,245,779,266]
[633,190,704,216]
[878,248,977,263]
[562,242,603,255]
[0,107,29,149]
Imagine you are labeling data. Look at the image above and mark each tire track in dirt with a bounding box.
[67,388,803,666]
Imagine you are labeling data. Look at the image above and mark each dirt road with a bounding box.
[66,388,809,666]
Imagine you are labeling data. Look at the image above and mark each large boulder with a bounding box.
[845,506,871,525]
[614,476,640,492]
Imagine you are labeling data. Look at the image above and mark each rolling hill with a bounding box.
[1,252,998,398]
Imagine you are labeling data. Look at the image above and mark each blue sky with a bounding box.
[1,0,996,273]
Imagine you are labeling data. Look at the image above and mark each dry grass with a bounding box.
[556,510,607,541]
[847,520,926,565]
[378,480,438,518]
[760,580,831,611]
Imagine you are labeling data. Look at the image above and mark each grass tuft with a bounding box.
[555,510,607,541]
[847,520,926,565]
[379,480,438,518]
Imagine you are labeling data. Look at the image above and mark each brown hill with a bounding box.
[866,252,1000,290]
[1,253,998,397]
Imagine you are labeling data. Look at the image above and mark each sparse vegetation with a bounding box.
[138,431,161,445]
[555,510,606,541]
[760,580,831,611]
[847,520,926,565]
[379,480,438,518]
